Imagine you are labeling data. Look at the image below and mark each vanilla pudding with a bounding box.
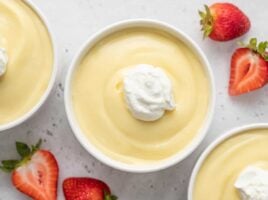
[71,26,211,165]
[193,128,268,200]
[0,0,53,126]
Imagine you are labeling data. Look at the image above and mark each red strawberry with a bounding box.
[63,177,117,200]
[199,3,250,41]
[229,38,268,96]
[0,140,59,200]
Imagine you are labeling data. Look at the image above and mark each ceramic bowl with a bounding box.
[188,123,268,199]
[65,19,215,173]
[0,0,58,131]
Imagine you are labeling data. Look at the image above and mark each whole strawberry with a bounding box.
[63,177,117,200]
[0,140,59,200]
[199,3,250,41]
[229,38,268,96]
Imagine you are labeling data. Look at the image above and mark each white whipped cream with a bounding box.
[0,48,8,76]
[235,166,268,200]
[123,64,176,122]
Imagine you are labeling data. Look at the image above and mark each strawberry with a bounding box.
[0,140,59,200]
[199,3,250,41]
[63,177,117,200]
[229,38,268,96]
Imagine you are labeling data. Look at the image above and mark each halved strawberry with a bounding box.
[0,140,59,200]
[229,38,268,96]
[63,177,117,200]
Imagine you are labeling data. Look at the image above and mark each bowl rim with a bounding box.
[188,123,268,200]
[64,19,216,173]
[0,0,58,132]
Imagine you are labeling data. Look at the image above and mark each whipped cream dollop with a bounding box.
[123,64,176,122]
[235,166,268,200]
[0,48,8,76]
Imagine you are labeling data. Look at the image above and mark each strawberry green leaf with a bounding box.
[0,165,13,173]
[104,191,118,200]
[16,142,31,158]
[249,38,257,51]
[240,38,268,61]
[264,54,268,61]
[31,139,42,153]
[112,195,118,200]
[257,41,268,61]
[111,195,118,200]
[199,4,214,39]
[205,5,211,17]
[2,160,19,168]
[104,195,118,200]
[258,42,265,54]
[0,160,19,173]
[198,10,205,18]
[1,139,43,173]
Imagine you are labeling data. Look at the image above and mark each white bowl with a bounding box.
[0,0,57,132]
[188,123,268,200]
[65,19,216,173]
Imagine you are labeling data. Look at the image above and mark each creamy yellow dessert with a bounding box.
[72,28,210,164]
[194,129,268,200]
[0,0,53,125]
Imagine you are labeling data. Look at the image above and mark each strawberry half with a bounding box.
[229,38,268,96]
[63,177,117,200]
[199,3,250,41]
[0,140,59,200]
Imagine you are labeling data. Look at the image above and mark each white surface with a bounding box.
[0,0,268,199]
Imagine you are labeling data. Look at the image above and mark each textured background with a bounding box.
[0,0,268,199]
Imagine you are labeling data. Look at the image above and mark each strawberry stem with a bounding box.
[0,139,42,173]
[104,191,118,200]
[240,38,268,61]
[199,5,214,38]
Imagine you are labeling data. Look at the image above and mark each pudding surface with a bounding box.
[0,0,53,125]
[194,129,268,200]
[72,28,210,164]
